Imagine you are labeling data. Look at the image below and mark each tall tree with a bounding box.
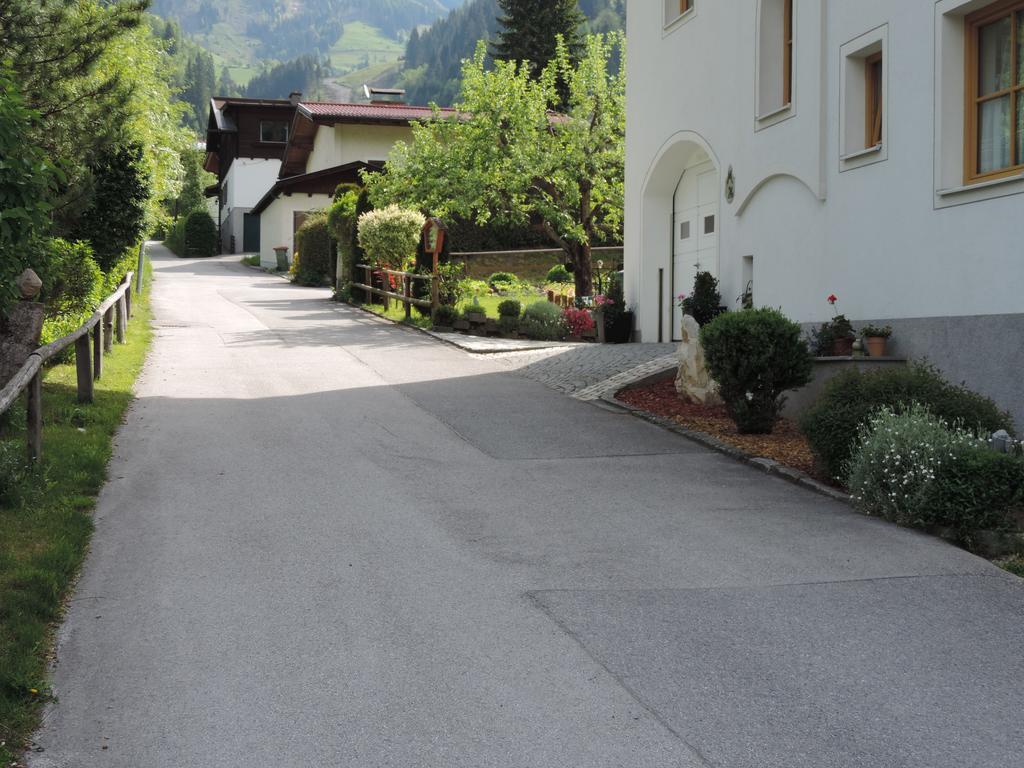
[367,33,625,298]
[491,0,584,76]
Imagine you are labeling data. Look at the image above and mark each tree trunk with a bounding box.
[571,242,594,298]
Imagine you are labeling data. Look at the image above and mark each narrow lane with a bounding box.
[30,249,1024,768]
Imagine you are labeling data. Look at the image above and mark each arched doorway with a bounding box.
[636,132,720,343]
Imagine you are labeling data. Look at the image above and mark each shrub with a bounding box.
[546,264,572,284]
[357,205,425,270]
[165,216,186,256]
[497,299,522,317]
[328,185,360,285]
[488,271,521,293]
[563,307,595,336]
[0,440,31,507]
[433,305,459,327]
[294,212,333,286]
[847,405,1024,537]
[183,210,217,258]
[800,362,1014,480]
[520,301,568,341]
[463,301,486,317]
[498,315,519,335]
[38,239,103,344]
[681,271,723,327]
[700,308,813,434]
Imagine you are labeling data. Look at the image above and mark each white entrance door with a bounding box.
[672,160,719,339]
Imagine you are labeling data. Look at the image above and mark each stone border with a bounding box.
[602,392,852,505]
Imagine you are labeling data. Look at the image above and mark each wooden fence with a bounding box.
[0,271,135,462]
[351,265,438,319]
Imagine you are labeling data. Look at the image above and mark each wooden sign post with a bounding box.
[421,218,448,312]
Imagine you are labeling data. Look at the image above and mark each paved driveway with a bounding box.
[30,249,1024,768]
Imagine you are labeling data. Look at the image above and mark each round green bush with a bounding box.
[497,315,519,335]
[546,264,572,284]
[800,362,1014,481]
[847,404,1023,537]
[488,271,518,289]
[432,305,459,327]
[520,301,568,341]
[497,299,522,317]
[294,212,333,286]
[183,210,217,258]
[700,308,813,434]
[357,204,425,270]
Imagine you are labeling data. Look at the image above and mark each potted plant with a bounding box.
[826,294,855,356]
[860,324,892,357]
[464,302,487,324]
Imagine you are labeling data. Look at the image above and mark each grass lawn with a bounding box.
[329,22,403,72]
[358,302,432,329]
[457,290,547,319]
[0,270,153,763]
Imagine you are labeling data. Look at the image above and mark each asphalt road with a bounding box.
[30,248,1024,768]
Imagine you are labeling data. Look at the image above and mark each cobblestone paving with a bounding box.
[491,343,678,400]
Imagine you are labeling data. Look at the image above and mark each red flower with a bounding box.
[827,294,838,305]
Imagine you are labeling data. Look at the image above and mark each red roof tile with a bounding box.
[298,101,458,123]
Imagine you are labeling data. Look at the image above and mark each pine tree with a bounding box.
[491,0,585,77]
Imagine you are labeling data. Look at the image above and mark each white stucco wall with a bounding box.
[259,193,334,268]
[626,0,1024,343]
[224,159,282,209]
[306,123,413,173]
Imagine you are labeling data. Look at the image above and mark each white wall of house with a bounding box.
[306,123,413,173]
[625,0,1024,422]
[258,192,333,268]
[224,158,282,208]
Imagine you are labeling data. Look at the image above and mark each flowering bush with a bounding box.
[847,404,1023,536]
[593,294,614,309]
[563,307,595,336]
[356,205,425,270]
[520,301,568,341]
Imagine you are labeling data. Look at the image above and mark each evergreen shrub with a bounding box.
[546,264,572,284]
[497,299,522,317]
[294,212,333,286]
[183,211,217,258]
[801,363,1014,480]
[701,308,813,434]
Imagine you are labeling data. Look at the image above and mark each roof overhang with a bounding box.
[251,161,383,217]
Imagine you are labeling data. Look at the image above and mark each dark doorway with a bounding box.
[243,213,261,254]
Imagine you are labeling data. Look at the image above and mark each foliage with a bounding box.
[183,210,218,258]
[368,33,626,298]
[38,240,103,345]
[546,264,573,284]
[175,148,212,218]
[432,304,459,327]
[497,315,520,335]
[165,216,187,256]
[996,555,1024,577]
[463,300,487,317]
[435,261,467,306]
[701,309,813,435]
[860,324,893,338]
[488,271,517,288]
[71,141,152,271]
[847,405,1023,537]
[492,0,585,80]
[681,271,723,327]
[357,205,425,270]
[497,299,522,317]
[800,362,1014,481]
[243,55,328,99]
[0,272,152,767]
[519,300,567,340]
[563,306,595,336]
[293,212,334,286]
[328,185,361,285]
[0,70,60,316]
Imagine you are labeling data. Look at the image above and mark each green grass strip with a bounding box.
[0,271,153,762]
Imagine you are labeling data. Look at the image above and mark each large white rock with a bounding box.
[675,314,723,406]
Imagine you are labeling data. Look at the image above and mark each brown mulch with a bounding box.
[617,379,828,482]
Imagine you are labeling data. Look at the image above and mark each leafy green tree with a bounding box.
[0,69,61,315]
[367,33,625,297]
[492,0,585,76]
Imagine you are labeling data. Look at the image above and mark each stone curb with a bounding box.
[601,392,852,505]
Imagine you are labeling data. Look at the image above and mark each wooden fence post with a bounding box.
[75,334,93,404]
[135,241,145,295]
[125,284,132,318]
[115,295,127,343]
[93,321,103,380]
[404,275,412,320]
[27,369,42,461]
[103,307,114,353]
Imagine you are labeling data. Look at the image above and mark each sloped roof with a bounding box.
[251,161,383,216]
[297,101,459,124]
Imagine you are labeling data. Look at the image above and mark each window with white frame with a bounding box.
[839,26,888,170]
[757,0,794,122]
[665,0,693,28]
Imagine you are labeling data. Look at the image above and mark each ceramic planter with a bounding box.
[466,312,487,324]
[865,336,888,357]
[831,337,855,357]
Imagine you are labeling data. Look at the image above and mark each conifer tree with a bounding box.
[491,0,585,76]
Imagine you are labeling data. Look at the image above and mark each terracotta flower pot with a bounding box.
[865,336,888,357]
[831,337,854,357]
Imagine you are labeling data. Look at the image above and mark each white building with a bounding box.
[625,0,1024,424]
[253,101,456,268]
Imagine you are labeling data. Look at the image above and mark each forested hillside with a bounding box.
[401,0,624,106]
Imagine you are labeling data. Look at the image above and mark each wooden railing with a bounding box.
[351,265,438,319]
[0,271,135,462]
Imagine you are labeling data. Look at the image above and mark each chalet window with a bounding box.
[757,0,795,122]
[965,1,1024,181]
[839,26,888,170]
[260,120,289,144]
[665,0,693,27]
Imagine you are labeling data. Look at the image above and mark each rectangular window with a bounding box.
[783,0,794,105]
[965,1,1024,182]
[865,52,884,148]
[665,0,692,27]
[260,120,289,144]
[756,0,795,124]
